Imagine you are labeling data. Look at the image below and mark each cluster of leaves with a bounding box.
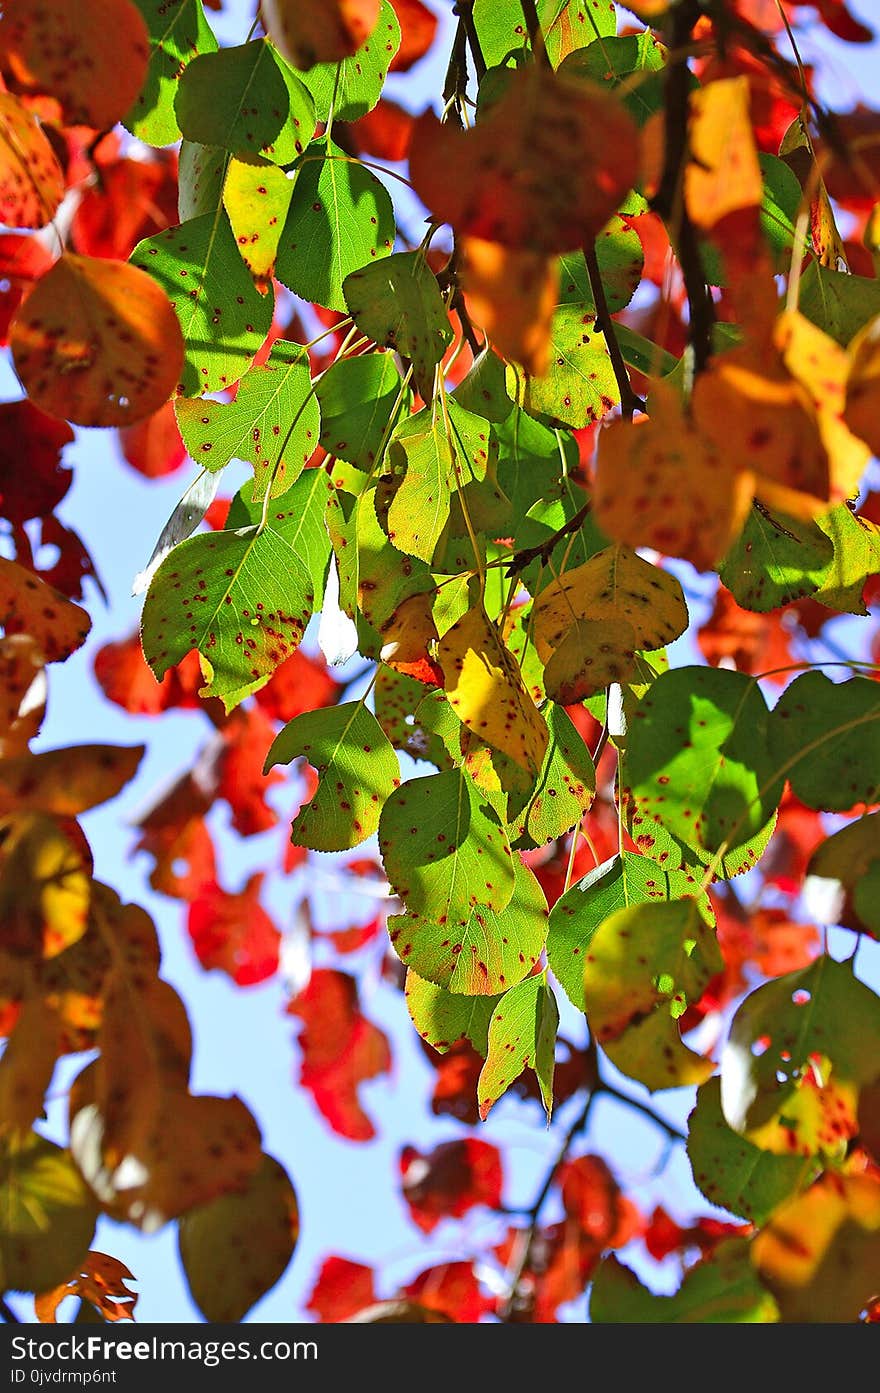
[1,0,880,1324]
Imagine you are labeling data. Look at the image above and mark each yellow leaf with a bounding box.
[594,385,754,570]
[844,314,880,456]
[11,254,184,428]
[461,238,558,377]
[543,618,637,702]
[752,1172,880,1323]
[0,90,64,230]
[0,812,91,960]
[438,603,548,774]
[778,310,869,505]
[686,76,763,231]
[532,544,688,661]
[223,158,292,290]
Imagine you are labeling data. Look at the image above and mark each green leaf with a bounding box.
[374,669,455,771]
[623,666,784,855]
[0,1132,97,1294]
[275,141,394,312]
[384,405,496,563]
[806,813,880,936]
[616,322,679,378]
[798,260,880,347]
[175,342,319,500]
[811,505,880,614]
[404,971,497,1054]
[584,897,722,1091]
[178,1154,298,1322]
[513,298,619,428]
[590,1243,779,1324]
[721,955,880,1156]
[125,0,218,147]
[548,851,712,1010]
[478,970,558,1120]
[131,212,273,395]
[719,503,837,612]
[264,702,400,852]
[343,252,453,397]
[758,154,802,266]
[142,479,326,710]
[298,0,401,121]
[178,141,228,221]
[624,788,778,880]
[226,469,332,605]
[559,216,644,314]
[454,348,513,424]
[559,30,666,126]
[315,352,403,468]
[769,672,880,811]
[687,1079,816,1225]
[507,704,595,848]
[387,854,548,995]
[174,39,314,164]
[473,0,615,69]
[380,767,515,921]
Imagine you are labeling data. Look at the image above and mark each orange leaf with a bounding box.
[409,66,638,256]
[118,400,187,479]
[844,316,880,456]
[0,234,52,344]
[460,238,557,377]
[0,812,91,959]
[35,1251,138,1323]
[401,1262,493,1322]
[685,76,764,231]
[0,90,64,230]
[388,0,436,71]
[400,1138,503,1234]
[262,0,380,69]
[351,98,414,163]
[0,0,149,130]
[0,557,90,664]
[11,254,184,428]
[72,156,178,262]
[0,996,61,1134]
[0,744,144,818]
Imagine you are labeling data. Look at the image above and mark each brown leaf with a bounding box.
[0,744,144,818]
[0,557,90,664]
[0,996,60,1133]
[11,254,184,428]
[35,1251,138,1323]
[409,66,638,255]
[0,635,46,757]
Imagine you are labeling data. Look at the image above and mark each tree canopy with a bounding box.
[1,0,880,1326]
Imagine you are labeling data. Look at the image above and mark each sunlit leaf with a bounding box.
[399,1137,502,1233]
[179,1154,299,1322]
[532,545,688,659]
[590,1242,779,1323]
[222,159,292,289]
[125,0,218,146]
[685,76,763,230]
[11,254,184,428]
[0,745,144,819]
[0,91,64,230]
[0,559,90,664]
[187,875,280,987]
[315,352,403,469]
[296,0,400,119]
[175,39,315,164]
[0,1131,97,1295]
[472,0,616,70]
[806,814,880,936]
[769,672,880,811]
[478,970,558,1120]
[507,703,595,847]
[262,0,381,71]
[265,702,400,851]
[404,970,497,1054]
[344,252,453,397]
[35,1252,138,1324]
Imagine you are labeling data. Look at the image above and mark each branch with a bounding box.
[651,0,715,375]
[505,499,591,577]
[583,243,645,421]
[519,0,551,67]
[0,1296,19,1323]
[597,1080,687,1143]
[455,0,487,82]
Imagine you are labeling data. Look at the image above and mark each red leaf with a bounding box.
[559,1154,643,1249]
[202,497,233,531]
[421,1037,482,1126]
[315,913,383,955]
[136,815,217,901]
[495,1221,602,1323]
[697,585,794,681]
[399,1138,503,1233]
[94,633,205,715]
[72,156,178,261]
[388,0,436,71]
[643,1205,750,1261]
[350,99,414,163]
[218,707,282,838]
[33,516,104,602]
[401,1263,492,1323]
[306,1256,377,1322]
[253,647,341,724]
[793,0,873,41]
[118,401,187,479]
[0,234,52,345]
[287,968,391,1142]
[0,400,72,523]
[188,874,281,987]
[760,791,826,895]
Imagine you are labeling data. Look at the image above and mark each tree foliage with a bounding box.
[1,0,880,1326]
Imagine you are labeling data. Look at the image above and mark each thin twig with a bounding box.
[455,0,487,82]
[583,243,645,420]
[505,499,591,576]
[519,0,551,67]
[597,1081,687,1142]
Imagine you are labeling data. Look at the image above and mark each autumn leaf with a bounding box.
[685,76,764,231]
[0,558,91,664]
[399,1138,502,1233]
[262,0,380,70]
[35,1252,138,1324]
[11,254,184,428]
[0,91,64,230]
[306,1256,377,1323]
[187,875,280,987]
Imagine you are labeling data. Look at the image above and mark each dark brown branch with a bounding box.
[651,0,715,375]
[519,0,551,67]
[442,15,469,126]
[584,243,645,421]
[597,1082,687,1142]
[455,0,487,82]
[505,499,592,577]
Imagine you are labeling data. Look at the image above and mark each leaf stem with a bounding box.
[505,499,592,577]
[519,0,551,68]
[583,242,645,420]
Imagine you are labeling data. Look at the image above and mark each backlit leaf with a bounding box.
[439,604,548,775]
[344,252,453,397]
[507,703,595,847]
[472,0,616,70]
[131,213,274,396]
[262,0,380,71]
[0,91,64,230]
[590,1242,778,1323]
[11,254,184,428]
[0,559,91,663]
[687,1078,816,1224]
[409,65,638,256]
[542,617,637,701]
[532,545,688,659]
[175,39,314,164]
[0,1132,97,1295]
[460,240,558,378]
[0,0,149,129]
[769,672,880,811]
[685,76,763,230]
[175,341,319,499]
[296,0,400,120]
[187,875,280,986]
[548,852,710,1010]
[623,666,784,855]
[141,483,319,711]
[315,352,403,468]
[35,1252,138,1324]
[275,142,394,313]
[721,955,880,1156]
[0,744,143,818]
[478,970,558,1120]
[404,971,497,1054]
[222,159,293,288]
[265,702,400,852]
[800,263,880,348]
[0,812,91,959]
[125,0,218,146]
[399,1137,502,1233]
[178,1154,299,1322]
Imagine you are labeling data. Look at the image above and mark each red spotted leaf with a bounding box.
[0,558,91,663]
[0,234,52,344]
[399,1138,503,1233]
[187,874,280,987]
[287,969,391,1142]
[0,90,64,230]
[0,401,73,525]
